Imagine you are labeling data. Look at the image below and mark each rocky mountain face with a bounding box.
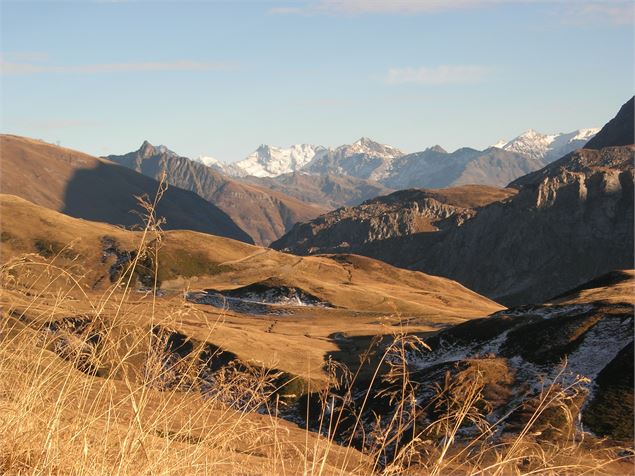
[271,185,516,255]
[243,172,393,210]
[273,97,635,306]
[106,143,326,245]
[494,128,599,162]
[0,135,252,243]
[406,144,634,305]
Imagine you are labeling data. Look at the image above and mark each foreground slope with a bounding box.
[1,195,631,475]
[0,135,251,243]
[312,270,634,466]
[0,194,502,380]
[107,142,326,245]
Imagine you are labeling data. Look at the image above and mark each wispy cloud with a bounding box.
[270,0,512,15]
[559,1,633,25]
[270,0,633,24]
[1,59,234,75]
[385,65,490,85]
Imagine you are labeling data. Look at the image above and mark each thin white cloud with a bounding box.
[1,59,233,75]
[271,0,633,24]
[385,65,490,85]
[560,1,634,25]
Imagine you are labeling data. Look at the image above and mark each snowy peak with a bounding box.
[193,155,248,177]
[194,155,223,168]
[343,137,403,158]
[494,128,599,162]
[235,143,326,178]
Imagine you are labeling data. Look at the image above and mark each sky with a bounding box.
[1,0,633,162]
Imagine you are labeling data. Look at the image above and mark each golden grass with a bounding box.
[0,182,632,475]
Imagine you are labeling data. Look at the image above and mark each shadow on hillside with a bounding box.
[62,161,253,243]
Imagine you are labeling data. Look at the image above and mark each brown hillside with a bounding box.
[0,193,503,381]
[0,135,252,243]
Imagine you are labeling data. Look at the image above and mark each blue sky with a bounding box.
[1,0,633,161]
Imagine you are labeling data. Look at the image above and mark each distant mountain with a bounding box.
[235,137,558,189]
[382,146,543,189]
[243,172,394,210]
[273,97,635,306]
[193,155,247,177]
[197,125,598,191]
[0,135,252,243]
[234,144,326,178]
[493,128,599,162]
[107,143,326,245]
[302,137,404,181]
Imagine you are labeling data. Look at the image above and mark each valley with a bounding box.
[0,82,632,475]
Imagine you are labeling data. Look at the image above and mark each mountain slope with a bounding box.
[107,142,326,245]
[273,97,635,306]
[242,172,393,209]
[0,135,251,243]
[584,96,634,149]
[271,185,516,255]
[383,146,544,189]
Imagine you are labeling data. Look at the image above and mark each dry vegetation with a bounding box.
[0,186,632,475]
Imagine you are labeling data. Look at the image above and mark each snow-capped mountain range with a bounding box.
[493,128,599,162]
[185,127,601,192]
[196,138,403,179]
[197,128,597,182]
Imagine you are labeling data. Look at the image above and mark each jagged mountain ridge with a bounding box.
[106,143,326,245]
[272,97,635,306]
[203,129,595,190]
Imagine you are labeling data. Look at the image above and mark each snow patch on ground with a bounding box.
[186,285,332,316]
